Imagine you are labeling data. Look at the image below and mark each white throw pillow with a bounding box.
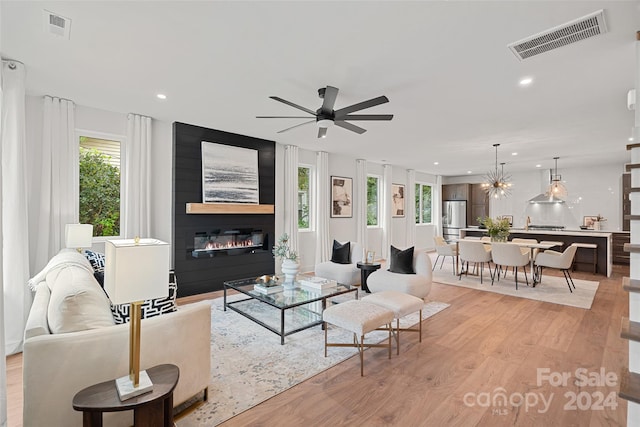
[47,265,115,334]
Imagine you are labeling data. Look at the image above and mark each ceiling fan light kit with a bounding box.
[257,85,393,138]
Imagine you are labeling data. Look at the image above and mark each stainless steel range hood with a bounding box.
[528,193,565,204]
[528,168,567,203]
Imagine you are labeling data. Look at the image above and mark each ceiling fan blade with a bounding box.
[269,96,316,116]
[256,116,314,118]
[277,120,316,134]
[334,120,367,134]
[317,127,328,139]
[334,95,389,117]
[320,86,339,114]
[340,114,394,121]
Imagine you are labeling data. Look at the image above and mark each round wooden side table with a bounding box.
[72,364,179,427]
[356,262,381,293]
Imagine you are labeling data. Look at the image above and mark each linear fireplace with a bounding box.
[191,228,267,258]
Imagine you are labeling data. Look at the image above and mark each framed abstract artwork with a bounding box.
[331,176,352,218]
[392,184,405,217]
[201,141,259,204]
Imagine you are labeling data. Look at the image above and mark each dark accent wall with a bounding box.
[173,122,276,297]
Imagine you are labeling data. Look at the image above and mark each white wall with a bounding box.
[444,163,626,231]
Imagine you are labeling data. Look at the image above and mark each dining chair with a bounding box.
[458,240,493,284]
[534,245,578,292]
[490,242,529,290]
[433,236,458,274]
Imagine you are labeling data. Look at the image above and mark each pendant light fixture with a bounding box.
[481,144,512,199]
[547,157,568,200]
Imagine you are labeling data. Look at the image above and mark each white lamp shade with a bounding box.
[104,239,170,305]
[65,224,93,249]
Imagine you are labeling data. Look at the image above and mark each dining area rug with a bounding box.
[176,295,450,426]
[430,257,599,309]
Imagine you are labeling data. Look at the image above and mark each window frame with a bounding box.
[415,181,433,225]
[367,174,381,228]
[76,128,126,241]
[297,163,314,232]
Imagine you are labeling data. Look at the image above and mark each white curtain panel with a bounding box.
[32,96,77,273]
[355,159,367,252]
[434,175,443,236]
[2,61,31,358]
[284,145,299,254]
[315,151,330,264]
[381,164,393,260]
[0,59,7,427]
[122,114,152,238]
[406,169,416,247]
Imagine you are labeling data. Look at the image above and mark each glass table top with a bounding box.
[224,274,356,309]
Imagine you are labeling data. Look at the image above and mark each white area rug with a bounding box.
[177,295,449,426]
[431,257,599,309]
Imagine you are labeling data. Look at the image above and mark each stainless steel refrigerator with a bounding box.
[442,200,467,242]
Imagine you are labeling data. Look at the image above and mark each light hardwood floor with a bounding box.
[6,265,629,426]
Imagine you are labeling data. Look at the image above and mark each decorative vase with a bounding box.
[491,234,509,242]
[281,258,299,289]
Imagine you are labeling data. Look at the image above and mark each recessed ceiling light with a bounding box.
[433,162,439,165]
[467,171,472,174]
[512,152,518,156]
[536,164,542,168]
[629,137,634,142]
[156,93,167,100]
[519,77,533,86]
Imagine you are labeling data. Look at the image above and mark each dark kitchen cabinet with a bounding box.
[470,184,489,226]
[442,184,469,201]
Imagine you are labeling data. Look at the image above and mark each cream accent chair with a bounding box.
[511,238,538,259]
[534,245,578,292]
[458,240,493,284]
[433,236,458,274]
[367,248,432,299]
[314,242,363,286]
[491,242,529,289]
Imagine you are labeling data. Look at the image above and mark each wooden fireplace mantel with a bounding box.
[186,203,275,214]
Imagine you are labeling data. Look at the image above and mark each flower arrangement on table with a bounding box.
[272,233,299,287]
[478,216,511,242]
[272,233,298,261]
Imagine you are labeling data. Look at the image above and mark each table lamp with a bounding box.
[104,237,170,400]
[65,224,93,252]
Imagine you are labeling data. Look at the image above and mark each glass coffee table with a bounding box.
[224,275,358,344]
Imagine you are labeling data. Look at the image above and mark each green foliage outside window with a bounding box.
[298,167,310,229]
[415,183,432,224]
[79,147,120,236]
[367,176,379,226]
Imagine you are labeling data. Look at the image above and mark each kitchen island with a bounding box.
[459,228,613,277]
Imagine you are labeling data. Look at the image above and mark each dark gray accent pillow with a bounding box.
[389,246,415,274]
[331,240,351,264]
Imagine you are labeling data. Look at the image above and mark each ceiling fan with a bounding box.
[257,85,393,138]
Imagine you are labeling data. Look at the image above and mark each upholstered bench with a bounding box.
[362,290,424,355]
[322,299,394,376]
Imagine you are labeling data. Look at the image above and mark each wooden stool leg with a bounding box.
[359,334,365,376]
[419,309,422,342]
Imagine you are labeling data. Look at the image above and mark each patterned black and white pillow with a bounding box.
[84,250,106,287]
[110,271,178,325]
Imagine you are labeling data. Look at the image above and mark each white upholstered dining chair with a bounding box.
[458,240,493,284]
[433,236,458,274]
[490,242,529,290]
[534,245,578,292]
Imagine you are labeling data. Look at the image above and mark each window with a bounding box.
[298,166,311,230]
[367,175,380,226]
[79,134,122,237]
[415,183,432,224]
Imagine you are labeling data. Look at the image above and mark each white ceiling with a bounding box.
[2,1,638,176]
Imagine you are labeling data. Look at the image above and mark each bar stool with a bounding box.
[571,243,598,274]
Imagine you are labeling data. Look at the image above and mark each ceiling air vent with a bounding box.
[42,10,72,39]
[507,9,607,61]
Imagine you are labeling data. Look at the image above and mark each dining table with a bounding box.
[453,238,560,285]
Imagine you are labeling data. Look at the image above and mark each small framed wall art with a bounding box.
[392,184,405,217]
[331,176,353,218]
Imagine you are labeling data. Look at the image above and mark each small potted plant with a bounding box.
[478,216,511,242]
[272,233,299,287]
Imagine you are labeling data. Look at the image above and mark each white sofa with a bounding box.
[23,252,211,427]
[314,242,363,286]
[367,248,433,299]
